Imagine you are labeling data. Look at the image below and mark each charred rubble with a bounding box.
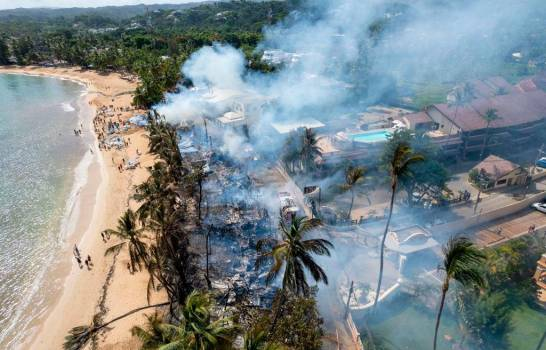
[178,125,278,311]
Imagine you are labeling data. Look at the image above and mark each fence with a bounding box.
[346,312,364,350]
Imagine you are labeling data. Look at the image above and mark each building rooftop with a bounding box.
[385,225,438,255]
[433,90,546,132]
[515,78,538,93]
[217,111,245,125]
[402,111,433,126]
[472,155,522,180]
[271,118,325,134]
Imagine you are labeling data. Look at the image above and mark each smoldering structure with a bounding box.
[153,0,544,345]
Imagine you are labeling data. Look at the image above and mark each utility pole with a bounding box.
[473,179,487,214]
[344,280,354,319]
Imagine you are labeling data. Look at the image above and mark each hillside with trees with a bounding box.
[0,1,293,107]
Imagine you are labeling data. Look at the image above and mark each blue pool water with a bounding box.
[350,130,390,143]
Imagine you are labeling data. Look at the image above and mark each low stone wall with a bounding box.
[434,191,546,236]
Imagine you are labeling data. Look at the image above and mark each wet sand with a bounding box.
[0,66,161,349]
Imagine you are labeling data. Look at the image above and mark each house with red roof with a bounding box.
[470,155,528,190]
[403,87,546,159]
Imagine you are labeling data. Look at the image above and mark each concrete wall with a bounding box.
[494,169,528,189]
[434,191,546,236]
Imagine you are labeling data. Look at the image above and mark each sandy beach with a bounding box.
[0,66,161,349]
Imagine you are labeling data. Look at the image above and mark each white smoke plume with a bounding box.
[157,0,543,128]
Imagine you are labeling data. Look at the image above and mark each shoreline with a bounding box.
[0,66,155,349]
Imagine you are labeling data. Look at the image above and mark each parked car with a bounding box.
[536,157,546,169]
[531,202,546,213]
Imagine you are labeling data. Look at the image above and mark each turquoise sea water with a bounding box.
[0,74,86,348]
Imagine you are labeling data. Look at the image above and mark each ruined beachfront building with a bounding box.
[403,77,546,159]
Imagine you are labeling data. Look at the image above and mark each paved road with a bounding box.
[467,207,546,247]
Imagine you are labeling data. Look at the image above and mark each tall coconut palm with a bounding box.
[103,209,149,273]
[479,108,500,160]
[256,216,333,333]
[160,290,234,350]
[131,313,177,350]
[374,139,424,309]
[187,163,208,223]
[446,89,465,136]
[256,216,333,296]
[433,237,486,350]
[64,301,171,350]
[281,131,300,174]
[134,162,178,226]
[300,127,323,173]
[339,166,367,220]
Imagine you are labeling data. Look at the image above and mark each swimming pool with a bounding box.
[349,129,390,143]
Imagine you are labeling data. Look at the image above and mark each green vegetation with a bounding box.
[63,112,332,350]
[256,216,333,297]
[0,1,292,107]
[103,209,149,272]
[433,237,486,350]
[253,290,325,350]
[374,130,424,308]
[338,166,367,219]
[282,127,324,175]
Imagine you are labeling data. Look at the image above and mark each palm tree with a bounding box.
[281,131,300,174]
[243,328,286,350]
[462,82,475,102]
[479,108,500,160]
[131,313,177,350]
[433,237,486,350]
[134,162,178,226]
[446,89,465,136]
[187,163,208,223]
[339,166,367,220]
[300,127,322,173]
[103,209,149,273]
[64,301,171,350]
[256,216,333,332]
[374,139,424,308]
[162,290,234,350]
[257,216,333,296]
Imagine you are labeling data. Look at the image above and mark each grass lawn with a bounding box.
[366,303,463,350]
[363,297,546,350]
[508,304,546,350]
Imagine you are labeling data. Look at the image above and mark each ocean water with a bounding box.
[0,74,87,348]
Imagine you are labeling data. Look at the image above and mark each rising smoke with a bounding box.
[155,1,543,346]
[158,0,542,131]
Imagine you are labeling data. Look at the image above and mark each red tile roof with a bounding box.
[473,155,521,180]
[403,111,433,125]
[433,90,546,132]
[468,79,496,98]
[515,78,538,92]
[532,72,546,90]
[485,76,516,93]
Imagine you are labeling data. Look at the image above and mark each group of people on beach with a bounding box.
[73,244,93,270]
[73,122,84,136]
[70,98,145,272]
